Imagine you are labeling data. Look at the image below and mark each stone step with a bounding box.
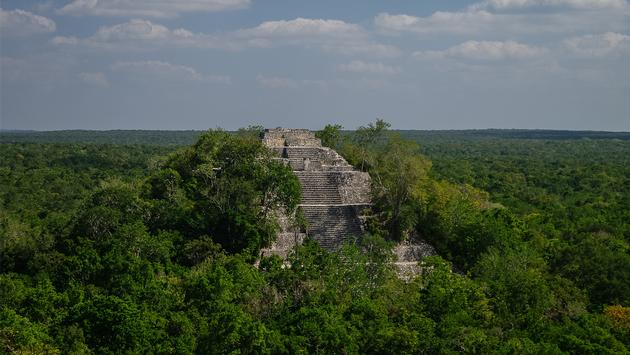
[294,171,343,204]
[285,147,322,160]
[294,171,340,177]
[269,147,323,160]
[300,205,363,250]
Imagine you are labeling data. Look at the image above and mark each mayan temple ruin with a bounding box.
[260,128,372,257]
[260,128,435,277]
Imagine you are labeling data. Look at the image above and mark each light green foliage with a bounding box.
[315,123,343,149]
[368,134,431,239]
[0,307,60,354]
[352,118,391,171]
[473,247,553,329]
[332,120,431,240]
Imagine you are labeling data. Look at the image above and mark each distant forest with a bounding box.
[2,128,630,145]
[2,125,629,353]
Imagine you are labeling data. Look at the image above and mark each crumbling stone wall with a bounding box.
[262,128,321,147]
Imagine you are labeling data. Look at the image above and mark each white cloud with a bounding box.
[408,34,629,84]
[469,0,628,11]
[111,60,231,84]
[235,18,363,50]
[78,71,109,86]
[51,17,400,57]
[241,18,364,38]
[51,19,222,50]
[0,8,56,35]
[375,4,630,36]
[376,12,483,35]
[414,40,546,61]
[338,60,401,74]
[563,32,630,57]
[93,19,176,41]
[237,18,401,57]
[57,0,250,18]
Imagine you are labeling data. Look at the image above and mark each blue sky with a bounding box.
[1,0,629,131]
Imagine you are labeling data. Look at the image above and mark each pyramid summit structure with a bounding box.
[260,128,435,279]
[260,128,372,257]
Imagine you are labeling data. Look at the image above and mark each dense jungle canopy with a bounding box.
[1,124,629,353]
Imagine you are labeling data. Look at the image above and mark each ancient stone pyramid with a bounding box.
[260,128,372,257]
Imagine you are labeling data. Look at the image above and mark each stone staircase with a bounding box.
[285,147,322,161]
[259,128,436,280]
[301,205,364,250]
[260,128,371,254]
[294,171,343,205]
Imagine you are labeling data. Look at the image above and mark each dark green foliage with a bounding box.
[555,233,630,308]
[3,128,629,146]
[0,130,203,145]
[151,129,302,256]
[1,127,629,353]
[409,133,630,309]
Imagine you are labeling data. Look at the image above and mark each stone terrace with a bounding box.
[260,128,371,256]
[260,128,435,279]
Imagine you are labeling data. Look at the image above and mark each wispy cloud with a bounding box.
[57,0,250,18]
[51,17,400,57]
[52,19,220,51]
[469,0,628,11]
[375,0,630,36]
[414,40,546,61]
[237,18,401,57]
[563,32,630,57]
[409,33,630,86]
[0,8,56,35]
